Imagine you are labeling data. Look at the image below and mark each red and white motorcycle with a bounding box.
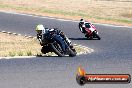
[79,20,101,40]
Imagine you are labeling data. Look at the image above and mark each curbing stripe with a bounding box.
[12,33,17,35]
[0,31,32,38]
[18,34,21,36]
[0,56,36,59]
[7,32,12,34]
[74,44,94,55]
[1,31,7,33]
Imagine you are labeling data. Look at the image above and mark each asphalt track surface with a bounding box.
[0,12,132,88]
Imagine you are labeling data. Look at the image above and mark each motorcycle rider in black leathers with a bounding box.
[35,24,72,54]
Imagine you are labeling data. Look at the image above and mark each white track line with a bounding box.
[0,56,36,59]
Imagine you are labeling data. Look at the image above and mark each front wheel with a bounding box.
[51,42,77,57]
[50,42,65,57]
[93,31,101,40]
[68,47,77,57]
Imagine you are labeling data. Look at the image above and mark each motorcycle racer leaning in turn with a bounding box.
[79,19,92,33]
[35,24,72,54]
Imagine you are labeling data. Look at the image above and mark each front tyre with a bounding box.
[68,45,77,57]
[51,42,77,57]
[68,48,77,57]
[50,42,65,57]
[93,31,101,40]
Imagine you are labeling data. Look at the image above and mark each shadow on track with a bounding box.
[69,38,100,40]
[36,55,70,57]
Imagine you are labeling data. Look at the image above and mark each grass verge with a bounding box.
[0,32,93,57]
[0,0,132,26]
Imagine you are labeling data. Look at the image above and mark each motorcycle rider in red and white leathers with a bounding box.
[79,19,100,40]
[79,19,94,33]
[79,19,86,33]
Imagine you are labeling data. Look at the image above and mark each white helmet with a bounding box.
[35,24,45,34]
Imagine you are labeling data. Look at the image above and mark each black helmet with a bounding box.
[80,19,84,21]
[80,19,84,24]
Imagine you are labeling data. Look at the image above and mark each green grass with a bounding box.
[0,4,132,24]
[9,51,16,57]
[26,50,32,56]
[42,9,132,24]
[18,51,23,56]
[0,32,90,57]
